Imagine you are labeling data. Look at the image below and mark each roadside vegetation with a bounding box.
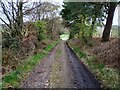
[68,38,119,89]
[0,0,63,89]
[2,40,59,88]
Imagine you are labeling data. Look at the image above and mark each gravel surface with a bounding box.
[21,41,102,89]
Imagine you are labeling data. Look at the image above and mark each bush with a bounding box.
[34,20,47,41]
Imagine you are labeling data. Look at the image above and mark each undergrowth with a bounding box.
[68,42,119,89]
[2,39,60,88]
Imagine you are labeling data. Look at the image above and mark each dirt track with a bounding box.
[21,41,102,89]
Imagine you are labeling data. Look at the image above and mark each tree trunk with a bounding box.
[16,1,23,40]
[101,2,117,42]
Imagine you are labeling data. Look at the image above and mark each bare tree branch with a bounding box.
[0,17,11,28]
[0,1,12,26]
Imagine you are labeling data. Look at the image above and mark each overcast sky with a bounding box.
[113,6,118,25]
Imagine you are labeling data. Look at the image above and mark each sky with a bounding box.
[0,0,119,25]
[113,6,118,25]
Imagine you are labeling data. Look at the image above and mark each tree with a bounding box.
[102,2,117,42]
[0,0,24,38]
[61,2,105,41]
[61,2,119,42]
[24,1,61,39]
[34,20,47,41]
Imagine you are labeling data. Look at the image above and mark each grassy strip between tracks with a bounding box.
[2,39,60,88]
[67,42,119,89]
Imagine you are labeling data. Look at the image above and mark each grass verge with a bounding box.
[2,39,60,88]
[67,42,119,89]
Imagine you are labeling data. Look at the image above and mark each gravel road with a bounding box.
[21,41,102,89]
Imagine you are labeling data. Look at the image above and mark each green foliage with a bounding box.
[60,2,109,43]
[61,2,119,42]
[2,37,20,49]
[76,22,90,43]
[74,47,86,58]
[97,64,105,69]
[69,24,79,39]
[3,71,20,83]
[2,27,20,49]
[34,20,47,41]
